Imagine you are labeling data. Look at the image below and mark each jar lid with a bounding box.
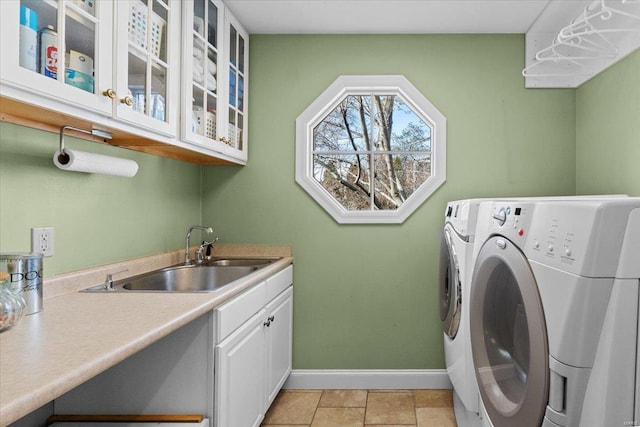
[0,253,44,261]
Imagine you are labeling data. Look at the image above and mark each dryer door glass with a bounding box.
[470,236,549,426]
[439,227,461,338]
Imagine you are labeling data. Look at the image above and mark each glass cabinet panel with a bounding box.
[226,21,247,151]
[125,0,169,123]
[18,0,100,95]
[189,0,221,140]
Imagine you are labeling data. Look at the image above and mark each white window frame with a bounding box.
[295,75,447,224]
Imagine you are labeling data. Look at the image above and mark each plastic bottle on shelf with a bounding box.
[19,5,38,72]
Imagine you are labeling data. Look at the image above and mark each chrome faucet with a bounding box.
[104,269,129,291]
[185,225,214,264]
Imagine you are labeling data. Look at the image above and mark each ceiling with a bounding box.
[224,0,555,34]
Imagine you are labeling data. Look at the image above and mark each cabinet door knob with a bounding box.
[120,96,134,107]
[263,320,271,327]
[102,89,117,99]
[268,315,275,322]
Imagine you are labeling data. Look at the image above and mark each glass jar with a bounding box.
[0,285,26,332]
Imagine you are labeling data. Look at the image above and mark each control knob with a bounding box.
[492,208,507,226]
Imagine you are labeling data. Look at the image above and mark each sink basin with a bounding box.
[83,257,282,293]
[121,265,259,292]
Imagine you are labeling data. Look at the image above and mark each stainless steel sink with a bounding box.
[123,265,259,292]
[83,258,281,293]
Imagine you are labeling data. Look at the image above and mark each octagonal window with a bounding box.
[296,76,446,224]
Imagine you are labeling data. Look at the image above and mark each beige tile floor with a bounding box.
[261,389,457,427]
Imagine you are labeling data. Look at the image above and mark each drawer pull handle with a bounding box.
[264,315,275,327]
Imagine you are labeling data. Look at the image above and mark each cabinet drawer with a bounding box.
[266,266,293,302]
[215,280,267,341]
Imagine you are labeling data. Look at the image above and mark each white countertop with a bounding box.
[0,246,293,426]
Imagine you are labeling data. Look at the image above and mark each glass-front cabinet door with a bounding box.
[0,0,113,115]
[114,0,179,137]
[182,0,248,162]
[182,0,224,146]
[224,9,248,160]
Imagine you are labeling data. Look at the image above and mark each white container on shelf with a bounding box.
[128,1,166,57]
[19,5,38,72]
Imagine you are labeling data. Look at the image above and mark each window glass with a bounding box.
[296,76,446,223]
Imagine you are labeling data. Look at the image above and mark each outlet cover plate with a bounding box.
[31,227,54,257]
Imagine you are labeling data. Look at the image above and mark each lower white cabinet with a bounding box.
[266,289,294,405]
[215,308,268,427]
[214,267,293,427]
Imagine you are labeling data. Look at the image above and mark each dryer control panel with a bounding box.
[445,199,485,238]
[487,202,535,248]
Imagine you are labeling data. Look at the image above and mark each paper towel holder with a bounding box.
[57,125,113,165]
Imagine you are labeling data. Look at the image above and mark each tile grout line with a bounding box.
[364,390,369,426]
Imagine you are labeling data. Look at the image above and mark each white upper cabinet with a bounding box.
[1,0,249,165]
[1,0,180,137]
[181,0,248,162]
[114,0,180,136]
[1,0,114,115]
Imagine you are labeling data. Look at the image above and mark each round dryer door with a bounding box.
[470,236,549,426]
[439,226,461,338]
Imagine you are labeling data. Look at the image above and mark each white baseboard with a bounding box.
[283,369,452,390]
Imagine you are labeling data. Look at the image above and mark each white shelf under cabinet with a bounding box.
[524,0,640,88]
[50,421,209,427]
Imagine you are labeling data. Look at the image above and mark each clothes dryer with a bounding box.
[440,199,486,426]
[469,198,640,427]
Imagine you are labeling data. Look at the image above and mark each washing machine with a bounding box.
[468,198,640,427]
[439,199,486,426]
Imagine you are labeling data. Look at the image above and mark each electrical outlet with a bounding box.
[31,227,54,257]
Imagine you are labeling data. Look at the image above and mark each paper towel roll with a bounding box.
[53,149,139,177]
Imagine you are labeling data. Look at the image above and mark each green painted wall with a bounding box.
[576,50,640,196]
[5,34,633,371]
[0,122,202,275]
[202,34,576,369]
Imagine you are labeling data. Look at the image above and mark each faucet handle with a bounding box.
[206,236,219,250]
[196,238,218,263]
[104,269,129,291]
